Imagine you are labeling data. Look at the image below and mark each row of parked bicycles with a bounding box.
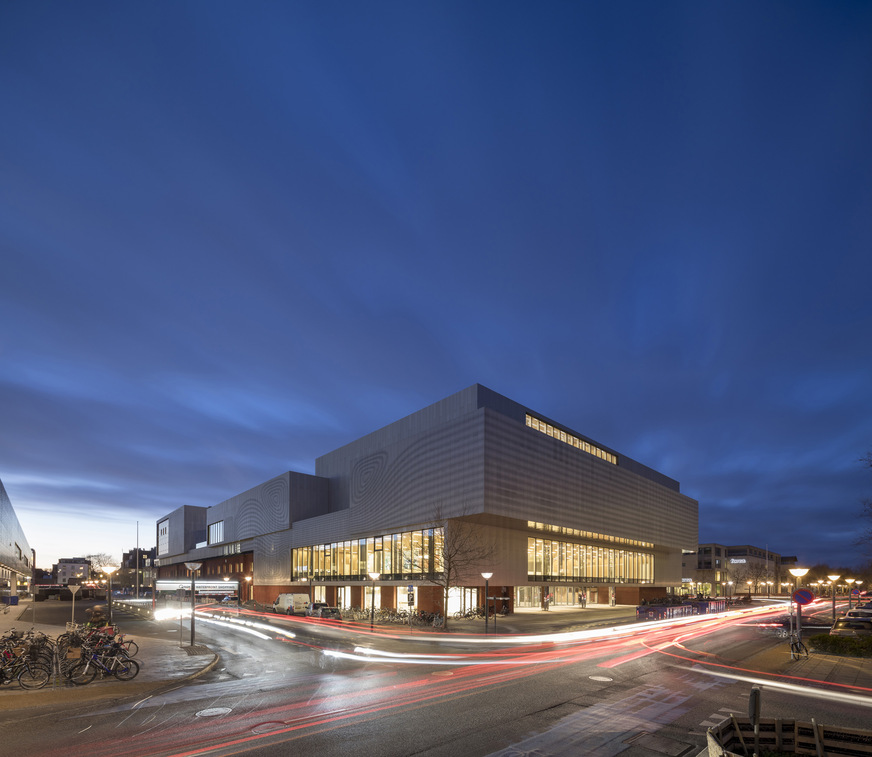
[453,605,510,620]
[0,624,140,690]
[341,607,447,627]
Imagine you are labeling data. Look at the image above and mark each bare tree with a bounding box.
[427,506,496,630]
[84,553,115,575]
[727,564,749,595]
[744,561,772,594]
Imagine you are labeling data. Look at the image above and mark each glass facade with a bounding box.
[292,527,444,581]
[527,537,653,583]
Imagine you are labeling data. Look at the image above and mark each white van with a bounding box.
[273,593,310,615]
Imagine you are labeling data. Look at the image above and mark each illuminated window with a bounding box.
[292,527,446,581]
[525,414,617,464]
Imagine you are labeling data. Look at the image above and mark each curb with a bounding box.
[0,648,220,711]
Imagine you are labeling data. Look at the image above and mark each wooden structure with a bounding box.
[707,715,872,756]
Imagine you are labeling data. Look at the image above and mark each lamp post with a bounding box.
[185,562,202,646]
[788,568,809,641]
[828,574,841,621]
[244,575,252,603]
[367,572,380,631]
[102,566,118,626]
[726,581,732,601]
[845,579,856,610]
[481,572,493,635]
[766,581,773,599]
[746,580,753,597]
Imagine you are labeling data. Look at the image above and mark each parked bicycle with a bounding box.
[789,632,808,660]
[67,642,140,685]
[0,630,51,689]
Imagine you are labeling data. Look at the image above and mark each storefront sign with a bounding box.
[156,580,239,592]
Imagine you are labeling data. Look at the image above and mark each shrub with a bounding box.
[808,632,872,657]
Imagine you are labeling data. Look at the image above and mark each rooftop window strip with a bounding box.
[525,414,617,465]
[527,521,653,550]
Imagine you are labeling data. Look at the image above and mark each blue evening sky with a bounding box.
[1,2,870,570]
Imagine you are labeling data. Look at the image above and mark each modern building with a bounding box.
[156,385,698,612]
[54,557,92,585]
[693,542,785,597]
[0,476,33,597]
[119,547,157,595]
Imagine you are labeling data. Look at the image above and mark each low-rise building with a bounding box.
[693,542,785,597]
[53,557,91,585]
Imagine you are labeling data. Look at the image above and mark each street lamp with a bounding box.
[845,579,856,610]
[788,568,809,641]
[244,575,252,603]
[746,580,753,596]
[766,581,773,599]
[185,562,202,646]
[828,574,841,621]
[101,566,118,626]
[367,572,380,631]
[481,572,493,635]
[726,581,733,601]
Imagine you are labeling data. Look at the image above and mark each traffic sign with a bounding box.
[792,589,814,605]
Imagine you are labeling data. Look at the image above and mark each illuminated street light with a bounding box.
[185,562,202,646]
[481,572,493,635]
[828,574,841,621]
[368,572,380,631]
[787,567,809,641]
[845,578,856,610]
[101,566,118,626]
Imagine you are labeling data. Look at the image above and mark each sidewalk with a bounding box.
[0,599,218,709]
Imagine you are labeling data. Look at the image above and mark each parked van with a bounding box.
[273,593,310,615]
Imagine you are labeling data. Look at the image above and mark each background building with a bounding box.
[118,547,157,595]
[53,557,91,585]
[157,385,698,612]
[693,542,784,597]
[0,477,33,597]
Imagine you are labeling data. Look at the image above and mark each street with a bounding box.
[2,600,870,757]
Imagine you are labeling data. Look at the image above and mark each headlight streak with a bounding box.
[687,667,872,708]
[196,616,272,640]
[88,605,849,757]
[198,612,296,639]
[156,658,575,757]
[321,647,570,666]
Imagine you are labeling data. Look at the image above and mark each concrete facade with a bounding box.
[156,385,698,609]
